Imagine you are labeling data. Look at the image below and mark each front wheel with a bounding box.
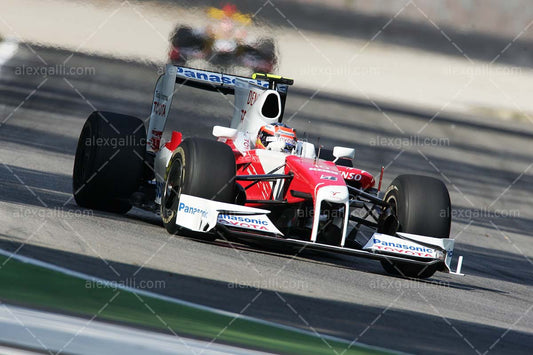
[161,138,236,237]
[380,174,451,278]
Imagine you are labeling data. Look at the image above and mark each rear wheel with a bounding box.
[170,26,205,64]
[161,138,236,237]
[73,111,146,213]
[172,27,204,48]
[380,174,451,278]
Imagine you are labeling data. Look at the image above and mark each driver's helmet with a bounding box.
[256,123,297,153]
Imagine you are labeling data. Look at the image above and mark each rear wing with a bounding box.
[147,65,293,152]
[174,66,293,94]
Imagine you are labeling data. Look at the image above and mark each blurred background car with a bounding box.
[169,3,277,74]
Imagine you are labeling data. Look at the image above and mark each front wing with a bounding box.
[175,194,464,275]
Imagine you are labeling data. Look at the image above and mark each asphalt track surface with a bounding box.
[0,45,532,354]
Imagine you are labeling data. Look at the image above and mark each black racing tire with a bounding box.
[240,39,277,73]
[256,39,276,62]
[73,111,146,214]
[161,138,236,236]
[172,26,205,49]
[380,174,451,278]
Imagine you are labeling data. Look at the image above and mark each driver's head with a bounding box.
[256,123,297,153]
[222,4,237,17]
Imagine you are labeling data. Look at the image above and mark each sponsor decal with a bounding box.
[176,67,269,88]
[233,132,251,153]
[247,90,258,105]
[218,214,270,231]
[328,190,345,200]
[370,237,436,258]
[178,202,208,218]
[150,130,163,151]
[320,174,337,181]
[340,171,362,181]
[153,100,166,116]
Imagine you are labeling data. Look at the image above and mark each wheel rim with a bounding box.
[162,157,183,219]
[385,195,400,231]
[386,195,397,215]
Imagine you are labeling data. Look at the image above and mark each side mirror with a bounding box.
[295,141,316,159]
[333,146,355,162]
[212,126,238,139]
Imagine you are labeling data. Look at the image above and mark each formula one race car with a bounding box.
[169,4,277,74]
[72,65,464,279]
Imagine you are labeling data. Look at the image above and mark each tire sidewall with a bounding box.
[73,111,146,213]
[384,175,451,238]
[161,146,186,228]
[381,175,451,278]
[160,138,236,234]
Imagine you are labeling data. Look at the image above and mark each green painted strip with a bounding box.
[0,254,393,355]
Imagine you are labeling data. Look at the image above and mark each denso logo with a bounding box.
[340,171,362,181]
[176,67,268,88]
[372,237,435,257]
[178,202,208,217]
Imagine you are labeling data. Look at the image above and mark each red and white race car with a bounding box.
[73,65,464,279]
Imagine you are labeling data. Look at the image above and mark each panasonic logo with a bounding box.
[373,238,434,253]
[178,202,208,217]
[176,67,269,88]
[218,214,269,225]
